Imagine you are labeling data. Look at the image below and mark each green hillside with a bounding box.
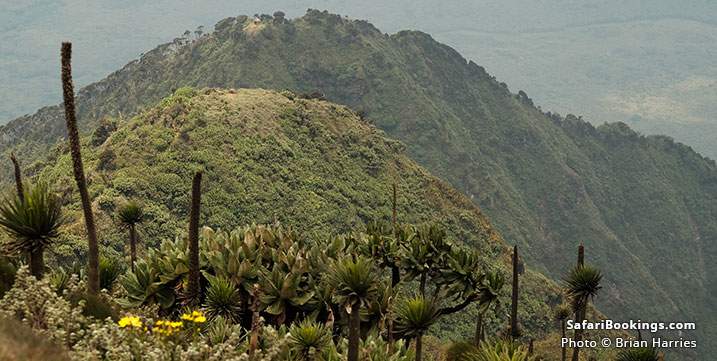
[32,87,562,345]
[0,10,711,359]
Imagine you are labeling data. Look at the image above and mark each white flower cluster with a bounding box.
[0,267,411,361]
[0,267,88,348]
[0,267,294,361]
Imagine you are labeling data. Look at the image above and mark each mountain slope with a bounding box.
[3,1,717,134]
[35,87,560,343]
[0,11,711,358]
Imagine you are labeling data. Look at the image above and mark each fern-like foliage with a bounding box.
[394,295,440,338]
[288,319,332,360]
[0,182,64,254]
[563,265,602,311]
[117,200,143,226]
[204,275,242,323]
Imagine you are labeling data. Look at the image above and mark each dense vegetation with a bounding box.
[0,10,710,359]
[23,88,563,339]
[0,89,624,360]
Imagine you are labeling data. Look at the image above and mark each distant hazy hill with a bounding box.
[0,11,710,359]
[35,87,561,344]
[445,17,717,159]
[2,0,717,158]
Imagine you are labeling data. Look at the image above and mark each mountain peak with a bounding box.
[1,10,713,357]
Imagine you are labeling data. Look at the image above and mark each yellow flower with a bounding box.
[180,310,206,323]
[118,316,142,328]
[151,318,184,337]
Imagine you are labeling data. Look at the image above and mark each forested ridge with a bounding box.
[0,10,711,359]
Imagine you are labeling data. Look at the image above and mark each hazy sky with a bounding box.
[2,1,716,151]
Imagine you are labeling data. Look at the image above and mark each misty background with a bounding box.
[2,0,716,156]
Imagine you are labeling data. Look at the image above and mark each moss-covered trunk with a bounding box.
[419,273,427,296]
[572,244,586,361]
[571,306,586,361]
[391,182,400,287]
[415,334,423,361]
[348,302,361,361]
[129,224,137,272]
[249,284,262,356]
[29,245,44,279]
[474,312,483,347]
[187,171,202,302]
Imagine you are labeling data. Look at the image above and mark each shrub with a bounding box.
[0,267,87,347]
[445,341,479,361]
[69,292,117,321]
[0,257,16,298]
[473,339,532,361]
[1,264,417,361]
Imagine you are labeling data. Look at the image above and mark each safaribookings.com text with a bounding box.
[567,319,696,333]
[563,319,698,349]
[562,337,697,349]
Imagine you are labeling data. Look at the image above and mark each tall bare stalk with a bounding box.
[61,42,99,294]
